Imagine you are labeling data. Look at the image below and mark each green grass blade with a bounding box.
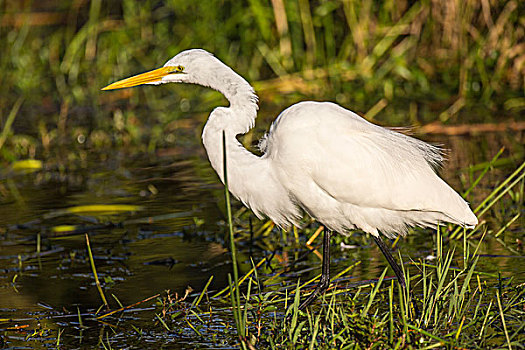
[222,130,244,339]
[0,97,24,151]
[496,290,512,350]
[85,233,108,310]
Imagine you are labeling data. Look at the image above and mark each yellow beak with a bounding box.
[101,66,176,90]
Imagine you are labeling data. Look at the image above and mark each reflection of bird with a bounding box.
[103,49,478,309]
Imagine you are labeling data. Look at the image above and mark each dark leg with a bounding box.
[299,229,331,310]
[373,236,406,290]
[373,235,420,317]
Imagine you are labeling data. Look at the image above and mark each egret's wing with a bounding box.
[311,126,446,211]
[270,102,467,216]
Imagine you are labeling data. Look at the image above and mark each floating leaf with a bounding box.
[11,159,43,173]
[64,204,142,215]
[44,204,142,219]
[51,225,78,233]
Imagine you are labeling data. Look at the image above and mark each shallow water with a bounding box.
[0,129,523,348]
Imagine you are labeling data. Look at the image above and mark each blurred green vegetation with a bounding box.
[0,0,523,161]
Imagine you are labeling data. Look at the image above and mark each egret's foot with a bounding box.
[298,274,330,310]
[298,229,332,310]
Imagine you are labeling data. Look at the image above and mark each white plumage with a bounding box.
[103,49,478,308]
[136,49,477,236]
[265,101,477,237]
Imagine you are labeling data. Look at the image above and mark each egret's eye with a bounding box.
[170,65,184,73]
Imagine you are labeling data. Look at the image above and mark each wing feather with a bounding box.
[268,102,472,225]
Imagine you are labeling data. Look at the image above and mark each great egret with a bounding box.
[102,49,478,309]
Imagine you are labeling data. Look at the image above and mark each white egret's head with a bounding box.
[102,49,220,90]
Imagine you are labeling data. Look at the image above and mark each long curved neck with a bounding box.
[200,67,264,197]
[205,63,259,135]
[199,63,299,228]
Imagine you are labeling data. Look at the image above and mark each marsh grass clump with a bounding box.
[144,236,523,349]
[204,231,523,349]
